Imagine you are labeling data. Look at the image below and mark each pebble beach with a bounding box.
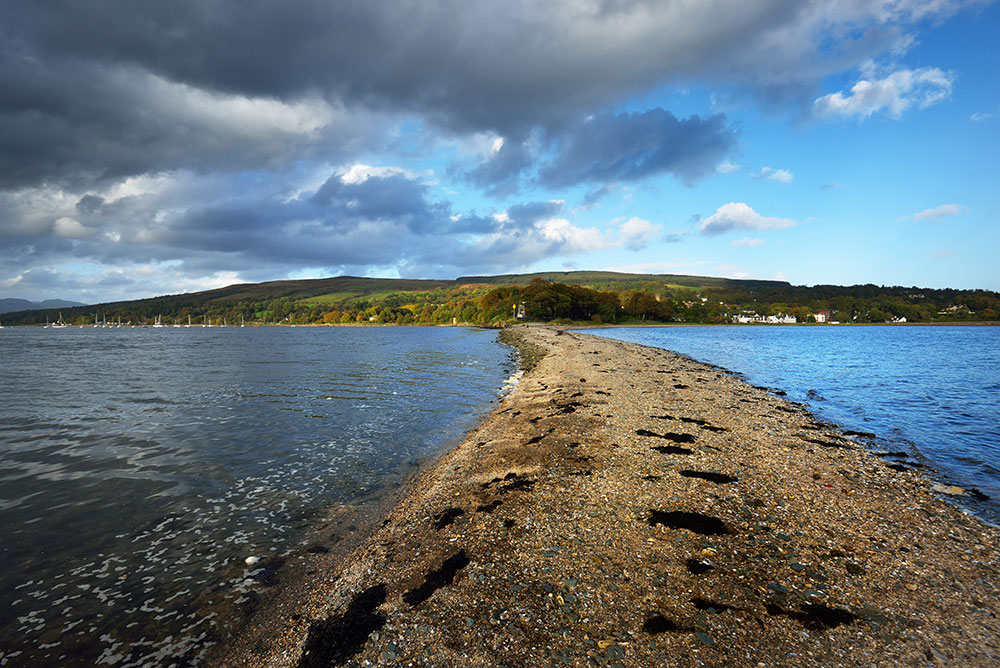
[220,326,1000,668]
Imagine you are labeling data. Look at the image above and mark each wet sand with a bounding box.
[220,326,1000,667]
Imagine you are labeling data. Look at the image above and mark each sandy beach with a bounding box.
[220,326,1000,667]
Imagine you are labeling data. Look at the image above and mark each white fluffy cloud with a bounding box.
[814,66,954,119]
[618,217,661,251]
[536,218,611,253]
[700,203,796,236]
[717,161,741,174]
[913,203,964,221]
[757,167,794,183]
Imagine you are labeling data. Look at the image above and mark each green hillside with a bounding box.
[3,272,998,326]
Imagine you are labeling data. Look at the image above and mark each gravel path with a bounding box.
[223,326,999,668]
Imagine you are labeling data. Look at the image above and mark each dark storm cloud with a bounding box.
[459,109,737,193]
[505,201,565,228]
[539,110,737,187]
[312,174,449,233]
[461,139,536,197]
[2,0,964,191]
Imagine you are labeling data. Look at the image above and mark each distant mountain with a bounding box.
[0,298,86,314]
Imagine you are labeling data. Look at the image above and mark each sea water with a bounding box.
[0,326,513,666]
[578,325,1000,523]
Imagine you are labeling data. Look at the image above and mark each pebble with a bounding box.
[932,484,966,496]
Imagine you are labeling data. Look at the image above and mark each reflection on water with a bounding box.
[0,326,512,666]
[580,325,1000,522]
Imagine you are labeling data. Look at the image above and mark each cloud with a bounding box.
[4,1,979,193]
[504,200,566,229]
[0,0,988,299]
[0,167,618,300]
[460,136,538,196]
[756,167,794,183]
[717,161,741,174]
[538,110,737,188]
[603,261,711,275]
[912,203,963,221]
[462,109,738,193]
[618,217,662,251]
[713,264,751,279]
[813,66,954,119]
[731,237,765,248]
[970,112,993,122]
[699,202,796,235]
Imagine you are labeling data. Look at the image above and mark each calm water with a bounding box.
[579,325,1000,522]
[0,326,513,667]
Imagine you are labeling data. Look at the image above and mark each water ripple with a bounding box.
[0,326,513,666]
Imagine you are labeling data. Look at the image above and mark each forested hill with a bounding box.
[2,272,997,326]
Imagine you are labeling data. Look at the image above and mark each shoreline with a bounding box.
[221,326,1000,667]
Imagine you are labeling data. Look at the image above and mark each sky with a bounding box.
[1,0,998,304]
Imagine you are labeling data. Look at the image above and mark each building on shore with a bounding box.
[732,312,797,324]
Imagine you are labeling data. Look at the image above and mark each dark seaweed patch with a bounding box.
[886,464,908,472]
[647,510,730,535]
[685,558,713,575]
[843,430,877,439]
[499,474,535,493]
[642,614,682,634]
[402,551,471,607]
[307,544,330,554]
[525,434,546,445]
[475,500,502,513]
[701,425,727,433]
[691,597,735,613]
[679,470,737,484]
[679,417,708,426]
[636,429,696,443]
[765,603,858,630]
[641,475,662,481]
[969,488,991,501]
[806,438,847,449]
[673,384,689,389]
[297,584,387,668]
[433,507,465,530]
[651,445,694,455]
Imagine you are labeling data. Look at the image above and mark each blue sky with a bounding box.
[1,0,997,303]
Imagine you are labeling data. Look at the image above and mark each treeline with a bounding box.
[5,278,999,326]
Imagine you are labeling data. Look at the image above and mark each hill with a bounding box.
[0,272,996,326]
[0,298,86,314]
